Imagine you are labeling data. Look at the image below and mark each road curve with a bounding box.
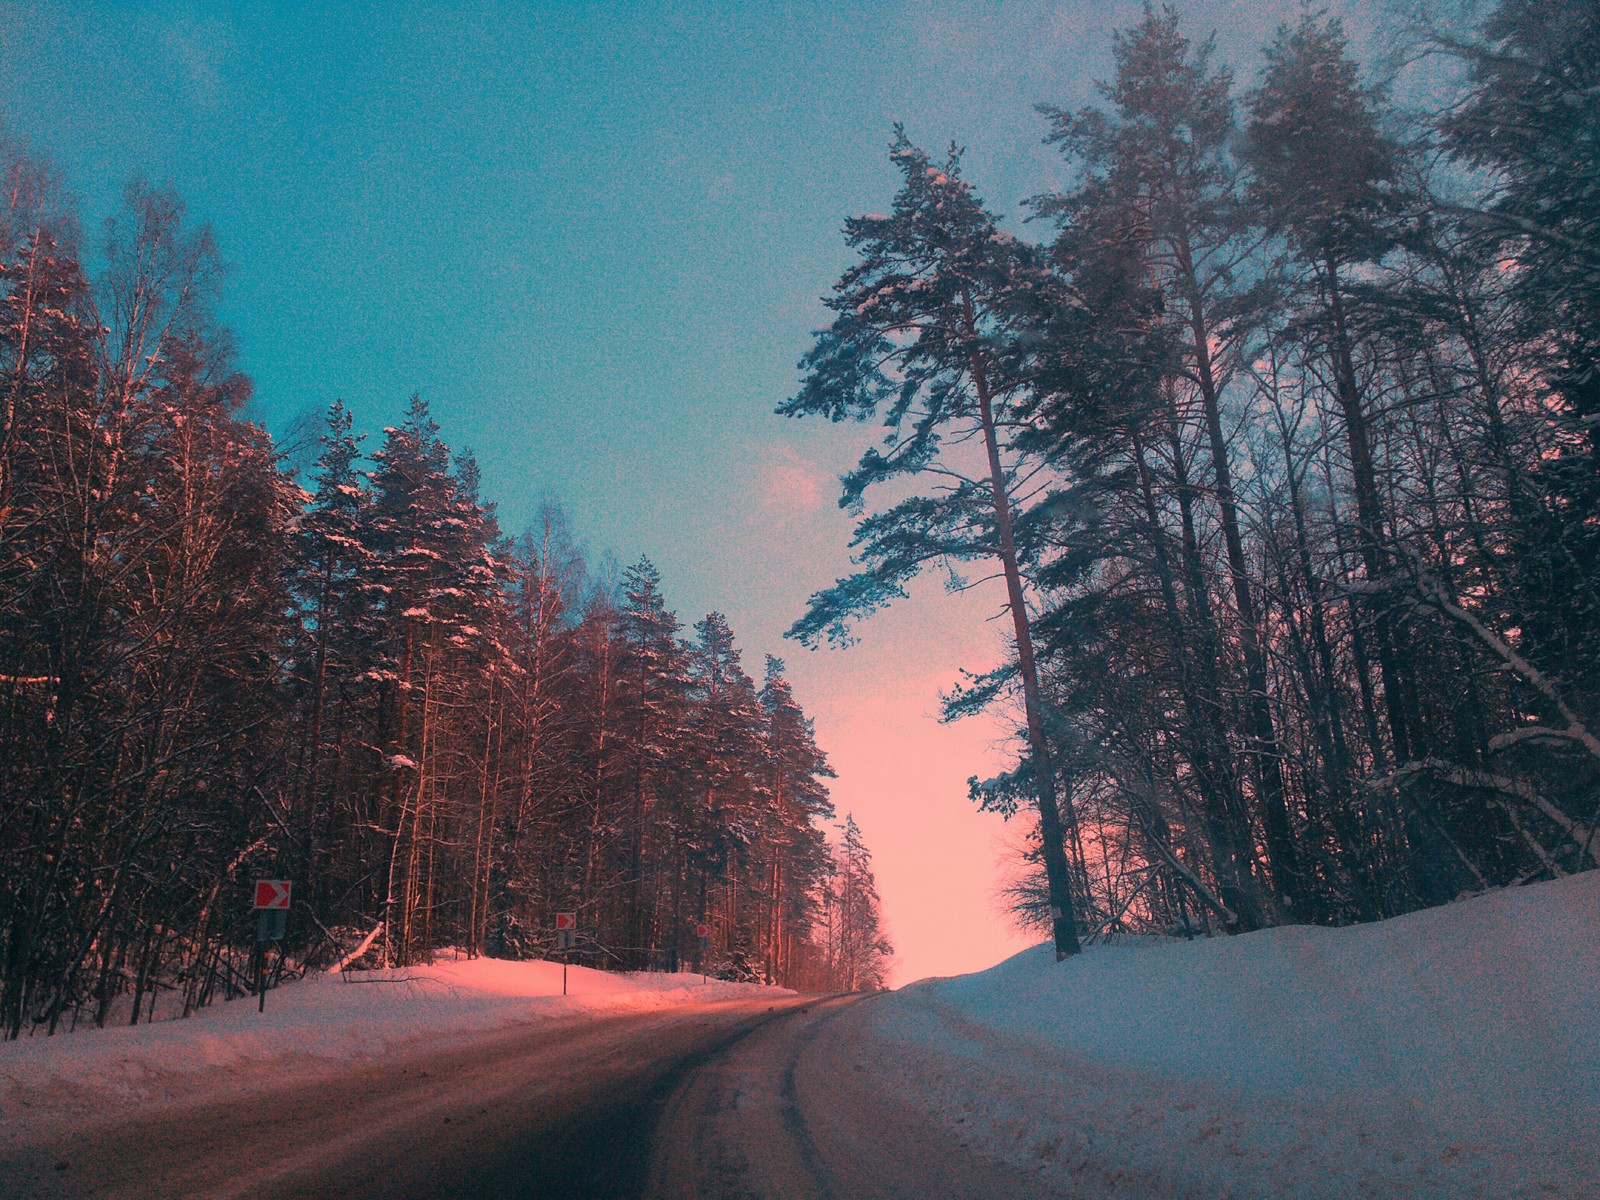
[1,997,805,1200]
[644,993,1065,1200]
[1,994,1064,1199]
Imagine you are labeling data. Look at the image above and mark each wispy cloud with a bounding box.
[160,16,235,112]
[756,443,829,518]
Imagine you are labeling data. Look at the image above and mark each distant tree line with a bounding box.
[787,0,1600,954]
[0,157,889,1039]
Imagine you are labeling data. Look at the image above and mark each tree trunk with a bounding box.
[963,293,1081,959]
[1322,253,1415,763]
[1178,253,1302,915]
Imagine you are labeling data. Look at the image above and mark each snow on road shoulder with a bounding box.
[863,871,1600,1200]
[1,956,785,1132]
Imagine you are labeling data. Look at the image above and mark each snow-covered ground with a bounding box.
[1,955,784,1130]
[9,881,1595,1199]
[865,870,1600,1199]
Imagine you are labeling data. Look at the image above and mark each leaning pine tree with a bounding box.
[780,129,1083,958]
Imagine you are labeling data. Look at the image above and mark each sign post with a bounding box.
[695,923,711,984]
[252,880,291,1013]
[554,913,577,996]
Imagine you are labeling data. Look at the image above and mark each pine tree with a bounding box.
[783,129,1084,958]
[291,400,377,904]
[1037,4,1302,924]
[830,815,893,991]
[1438,0,1600,696]
[684,612,766,973]
[612,558,690,967]
[756,656,835,982]
[1243,15,1420,769]
[364,396,504,964]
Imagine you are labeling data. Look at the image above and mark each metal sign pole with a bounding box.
[256,927,267,1013]
[554,913,576,995]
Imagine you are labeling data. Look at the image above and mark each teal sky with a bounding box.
[1,0,1378,983]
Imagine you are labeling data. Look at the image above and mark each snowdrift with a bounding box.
[0,955,784,1127]
[866,871,1600,1199]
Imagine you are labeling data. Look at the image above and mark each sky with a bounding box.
[0,0,1380,985]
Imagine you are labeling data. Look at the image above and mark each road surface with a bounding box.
[1,994,1065,1199]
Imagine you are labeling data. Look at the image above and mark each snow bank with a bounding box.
[0,955,783,1122]
[865,871,1600,1199]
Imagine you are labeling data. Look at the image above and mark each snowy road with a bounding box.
[0,993,1060,1200]
[9,877,1593,1200]
[641,992,1059,1199]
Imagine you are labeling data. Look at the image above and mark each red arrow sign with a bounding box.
[253,879,291,910]
[695,924,710,938]
[554,912,577,931]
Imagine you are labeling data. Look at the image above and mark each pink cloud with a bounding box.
[756,444,829,518]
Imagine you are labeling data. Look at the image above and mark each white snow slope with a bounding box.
[864,870,1600,1200]
[0,955,783,1131]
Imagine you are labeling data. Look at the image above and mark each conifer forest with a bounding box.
[0,169,891,1034]
[786,2,1600,955]
[2,0,1597,1040]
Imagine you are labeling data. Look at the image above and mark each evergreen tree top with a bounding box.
[1242,13,1404,264]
